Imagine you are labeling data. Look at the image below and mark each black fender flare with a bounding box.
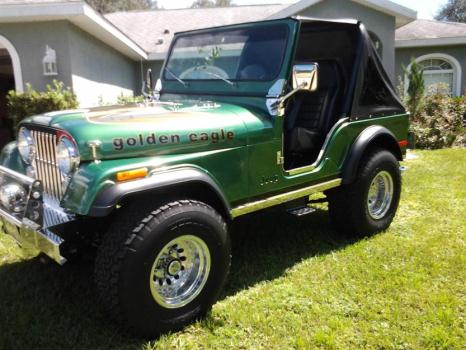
[88,167,231,218]
[342,125,402,185]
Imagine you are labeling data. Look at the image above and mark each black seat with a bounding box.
[285,60,342,164]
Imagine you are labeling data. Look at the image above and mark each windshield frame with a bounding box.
[163,22,291,84]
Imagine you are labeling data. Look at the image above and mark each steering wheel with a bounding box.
[179,65,229,79]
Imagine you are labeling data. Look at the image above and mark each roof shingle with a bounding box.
[395,19,466,41]
[105,5,287,55]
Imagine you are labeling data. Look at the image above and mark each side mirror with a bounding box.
[292,63,318,91]
[154,78,162,100]
[271,62,319,115]
[142,68,160,101]
[146,68,153,92]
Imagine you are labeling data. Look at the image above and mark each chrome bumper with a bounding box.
[0,214,66,265]
[0,165,68,265]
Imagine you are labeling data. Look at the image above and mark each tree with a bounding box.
[191,0,233,8]
[86,0,158,14]
[215,0,232,6]
[404,60,425,119]
[435,0,466,23]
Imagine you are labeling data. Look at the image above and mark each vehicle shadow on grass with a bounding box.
[0,207,358,349]
[225,206,357,296]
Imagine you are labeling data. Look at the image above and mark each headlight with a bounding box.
[17,127,35,164]
[0,183,27,213]
[56,137,80,175]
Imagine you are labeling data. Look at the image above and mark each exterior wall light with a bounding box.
[42,45,58,76]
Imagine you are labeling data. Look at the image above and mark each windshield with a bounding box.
[164,23,289,82]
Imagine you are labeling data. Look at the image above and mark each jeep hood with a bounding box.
[21,102,261,161]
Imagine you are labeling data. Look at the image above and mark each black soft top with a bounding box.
[294,16,406,119]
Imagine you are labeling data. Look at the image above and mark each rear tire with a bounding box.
[94,199,231,337]
[327,149,401,236]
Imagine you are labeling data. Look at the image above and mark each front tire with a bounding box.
[327,149,401,236]
[94,200,231,337]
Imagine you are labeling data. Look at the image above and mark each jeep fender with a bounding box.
[342,125,402,185]
[0,141,25,173]
[89,167,231,218]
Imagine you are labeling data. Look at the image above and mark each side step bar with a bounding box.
[287,206,317,217]
[230,178,341,218]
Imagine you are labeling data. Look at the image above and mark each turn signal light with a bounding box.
[116,168,148,182]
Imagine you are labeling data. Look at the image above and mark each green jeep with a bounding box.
[0,17,408,336]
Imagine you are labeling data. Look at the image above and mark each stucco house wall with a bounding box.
[67,24,138,107]
[0,21,73,91]
[0,20,140,107]
[288,0,396,79]
[395,45,466,96]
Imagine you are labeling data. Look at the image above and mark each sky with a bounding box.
[156,0,447,19]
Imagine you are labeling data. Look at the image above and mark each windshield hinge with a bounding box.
[277,151,284,165]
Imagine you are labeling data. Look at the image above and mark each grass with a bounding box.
[0,149,465,350]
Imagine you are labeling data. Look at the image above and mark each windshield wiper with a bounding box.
[164,67,187,87]
[199,70,235,86]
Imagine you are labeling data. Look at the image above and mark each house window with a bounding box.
[418,58,455,95]
[369,31,383,57]
[406,54,462,96]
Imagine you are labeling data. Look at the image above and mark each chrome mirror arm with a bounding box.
[269,82,307,116]
[141,81,152,100]
[268,62,318,116]
[276,82,307,107]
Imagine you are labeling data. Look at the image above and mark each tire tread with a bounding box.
[94,199,226,334]
[328,148,401,236]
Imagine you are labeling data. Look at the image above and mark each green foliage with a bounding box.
[435,0,466,23]
[396,75,406,101]
[1,149,465,349]
[410,92,465,149]
[117,93,145,105]
[6,80,78,131]
[191,0,232,8]
[404,59,425,119]
[398,62,465,150]
[85,0,157,14]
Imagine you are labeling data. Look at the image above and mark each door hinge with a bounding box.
[276,151,284,165]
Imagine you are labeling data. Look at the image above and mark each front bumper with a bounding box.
[0,165,69,265]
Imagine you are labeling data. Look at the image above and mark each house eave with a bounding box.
[0,1,147,60]
[267,0,417,28]
[395,36,466,48]
[352,0,417,27]
[147,52,167,61]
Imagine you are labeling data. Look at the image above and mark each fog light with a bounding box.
[0,183,27,213]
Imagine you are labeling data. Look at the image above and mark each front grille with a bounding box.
[30,129,64,200]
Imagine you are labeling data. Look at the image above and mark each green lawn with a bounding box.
[0,149,465,350]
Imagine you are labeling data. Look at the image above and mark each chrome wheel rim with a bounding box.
[367,170,394,220]
[149,235,211,309]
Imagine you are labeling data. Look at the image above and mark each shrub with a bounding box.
[7,80,78,132]
[117,93,144,105]
[404,60,425,119]
[410,91,465,149]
